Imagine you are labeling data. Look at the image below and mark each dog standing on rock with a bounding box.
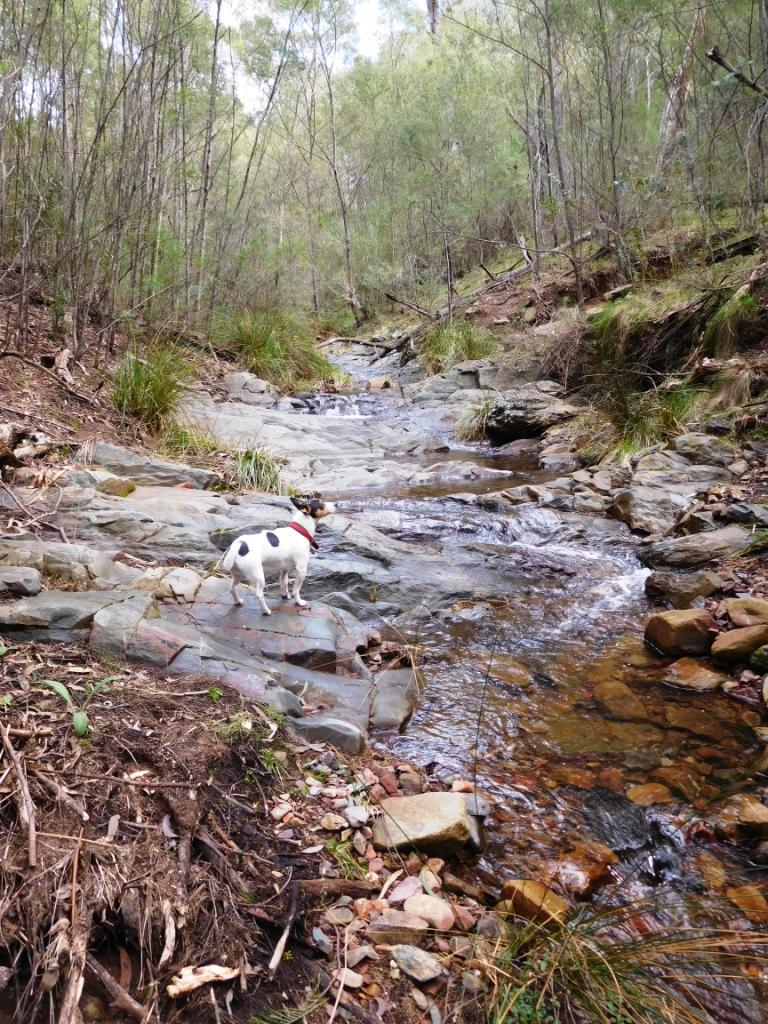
[219,495,335,615]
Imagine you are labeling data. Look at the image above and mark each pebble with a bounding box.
[419,868,442,892]
[312,927,333,955]
[270,803,292,821]
[379,771,399,795]
[404,894,455,931]
[325,906,355,926]
[352,831,367,856]
[391,945,444,983]
[453,905,477,931]
[344,804,369,827]
[320,813,348,831]
[462,971,485,995]
[388,875,423,904]
[346,944,379,968]
[412,989,430,1010]
[334,967,364,989]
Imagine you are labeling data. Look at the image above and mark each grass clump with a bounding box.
[159,420,221,458]
[599,380,701,451]
[703,291,760,355]
[421,321,498,375]
[230,446,287,493]
[112,344,193,430]
[456,396,494,441]
[216,309,336,392]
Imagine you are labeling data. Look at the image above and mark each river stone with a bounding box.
[609,486,690,535]
[0,591,126,633]
[370,667,419,731]
[0,566,42,596]
[645,570,723,609]
[290,716,365,754]
[644,609,715,655]
[403,894,455,931]
[221,372,276,405]
[485,381,584,443]
[80,442,220,489]
[97,475,137,497]
[626,783,676,806]
[497,880,569,925]
[664,706,725,741]
[390,945,443,983]
[641,526,751,568]
[711,624,768,663]
[372,793,478,853]
[662,658,726,691]
[713,794,768,839]
[649,764,705,802]
[593,680,648,722]
[719,597,768,627]
[670,433,736,467]
[544,841,618,898]
[366,910,429,944]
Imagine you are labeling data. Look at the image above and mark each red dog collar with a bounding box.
[288,521,318,551]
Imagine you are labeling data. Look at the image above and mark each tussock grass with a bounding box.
[703,292,760,356]
[230,446,286,493]
[421,321,498,375]
[215,309,336,392]
[112,344,193,429]
[160,420,221,458]
[483,896,768,1024]
[455,396,494,441]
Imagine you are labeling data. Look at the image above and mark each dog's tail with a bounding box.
[217,539,240,575]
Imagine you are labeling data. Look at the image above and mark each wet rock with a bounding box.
[370,667,419,731]
[81,442,220,489]
[485,381,584,443]
[372,793,479,853]
[609,486,690,535]
[664,706,725,741]
[403,894,455,931]
[545,841,618,898]
[726,884,768,923]
[593,680,648,722]
[626,783,676,806]
[642,526,751,568]
[391,945,443,983]
[497,881,569,925]
[670,433,736,467]
[645,570,723,609]
[291,716,365,754]
[711,624,768,663]
[650,764,705,802]
[719,597,768,627]
[96,475,137,497]
[0,566,41,596]
[712,794,768,839]
[366,910,429,944]
[644,609,715,656]
[662,658,726,692]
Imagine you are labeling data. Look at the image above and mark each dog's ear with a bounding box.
[290,495,310,512]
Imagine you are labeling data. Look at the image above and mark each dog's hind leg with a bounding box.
[230,569,244,607]
[279,570,290,600]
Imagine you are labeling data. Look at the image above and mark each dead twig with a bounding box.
[0,724,37,867]
[0,350,95,403]
[33,769,89,822]
[86,955,148,1021]
[268,878,300,975]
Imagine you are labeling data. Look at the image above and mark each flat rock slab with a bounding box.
[372,792,480,853]
[0,538,116,581]
[642,526,752,568]
[79,442,220,489]
[0,591,134,636]
[0,566,42,596]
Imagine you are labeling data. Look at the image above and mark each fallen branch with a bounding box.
[268,879,300,974]
[33,769,89,822]
[58,925,89,1024]
[86,955,148,1021]
[1,724,37,867]
[707,46,768,96]
[383,292,438,319]
[0,350,95,404]
[298,878,378,898]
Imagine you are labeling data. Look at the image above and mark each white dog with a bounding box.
[219,496,334,615]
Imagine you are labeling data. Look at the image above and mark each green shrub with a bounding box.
[230,447,286,493]
[112,344,193,430]
[420,321,497,375]
[599,380,701,450]
[455,396,494,441]
[215,309,336,391]
[703,291,759,356]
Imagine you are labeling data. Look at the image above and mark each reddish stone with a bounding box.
[379,771,399,796]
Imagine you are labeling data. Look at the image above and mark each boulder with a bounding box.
[644,570,723,609]
[609,487,690,535]
[670,433,736,467]
[89,594,157,659]
[644,609,715,655]
[370,667,419,731]
[719,597,768,627]
[497,880,569,925]
[593,680,648,722]
[96,476,137,497]
[641,526,751,568]
[290,715,365,754]
[662,658,726,692]
[649,764,705,802]
[390,945,443,983]
[79,442,220,489]
[372,793,478,853]
[485,381,584,443]
[0,566,42,596]
[221,372,276,405]
[711,624,768,663]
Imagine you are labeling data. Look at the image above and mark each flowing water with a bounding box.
[313,349,768,1021]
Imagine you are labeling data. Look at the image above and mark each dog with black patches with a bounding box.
[219,496,335,615]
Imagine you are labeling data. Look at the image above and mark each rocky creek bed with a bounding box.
[2,338,768,1021]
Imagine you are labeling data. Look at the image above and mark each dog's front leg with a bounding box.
[292,570,309,608]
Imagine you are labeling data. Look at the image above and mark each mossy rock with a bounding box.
[750,645,768,674]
